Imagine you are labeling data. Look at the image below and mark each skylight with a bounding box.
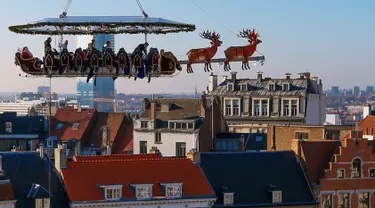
[72,123,79,130]
[57,123,63,129]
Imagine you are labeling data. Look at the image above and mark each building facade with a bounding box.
[207,72,326,133]
[76,78,94,108]
[133,97,225,156]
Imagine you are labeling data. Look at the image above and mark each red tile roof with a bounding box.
[51,108,96,141]
[300,140,340,184]
[73,153,161,162]
[0,183,14,201]
[112,123,133,154]
[62,156,215,202]
[85,112,127,148]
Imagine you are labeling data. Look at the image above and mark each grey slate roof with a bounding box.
[208,78,317,97]
[0,152,69,207]
[199,151,317,207]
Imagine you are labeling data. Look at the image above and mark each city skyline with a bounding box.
[1,0,374,94]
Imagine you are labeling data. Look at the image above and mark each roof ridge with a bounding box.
[75,153,158,158]
[72,157,189,163]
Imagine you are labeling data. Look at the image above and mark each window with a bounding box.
[169,122,175,129]
[358,192,370,208]
[256,136,263,142]
[72,123,79,130]
[337,169,345,178]
[338,193,350,208]
[176,142,186,157]
[36,198,50,208]
[240,84,247,91]
[295,132,308,140]
[272,191,282,203]
[176,122,181,129]
[268,83,275,91]
[227,83,234,91]
[135,186,152,199]
[141,121,148,128]
[352,158,362,178]
[224,99,241,116]
[282,99,298,116]
[291,100,298,116]
[181,123,187,129]
[5,122,12,133]
[321,194,332,208]
[282,83,290,91]
[369,168,375,177]
[139,141,147,154]
[261,100,268,116]
[223,192,234,205]
[166,185,182,198]
[254,100,260,116]
[105,187,121,200]
[187,123,194,129]
[155,133,161,143]
[233,100,240,116]
[253,99,268,116]
[282,100,290,116]
[56,123,63,129]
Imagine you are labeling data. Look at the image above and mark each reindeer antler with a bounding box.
[200,30,220,41]
[237,28,259,39]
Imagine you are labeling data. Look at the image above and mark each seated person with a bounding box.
[103,41,112,54]
[44,37,52,54]
[22,47,33,59]
[62,40,69,52]
[133,42,149,57]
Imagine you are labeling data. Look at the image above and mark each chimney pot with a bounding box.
[150,101,156,121]
[231,72,237,82]
[257,71,263,81]
[285,73,291,79]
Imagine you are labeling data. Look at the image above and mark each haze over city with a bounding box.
[1,0,374,93]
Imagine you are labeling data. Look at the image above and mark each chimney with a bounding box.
[54,144,67,173]
[209,73,218,92]
[143,98,150,111]
[286,73,292,79]
[150,147,160,154]
[257,71,263,81]
[101,126,111,155]
[231,72,237,82]
[363,104,372,118]
[150,100,156,121]
[200,94,207,118]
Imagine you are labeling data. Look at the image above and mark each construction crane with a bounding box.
[58,0,73,51]
[84,98,117,112]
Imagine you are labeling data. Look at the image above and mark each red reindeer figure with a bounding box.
[186,30,222,73]
[224,29,262,71]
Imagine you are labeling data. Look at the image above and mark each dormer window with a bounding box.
[169,121,195,130]
[272,190,282,203]
[282,83,290,91]
[141,121,148,128]
[72,123,79,130]
[133,184,152,200]
[161,183,182,198]
[223,192,234,205]
[227,83,234,91]
[5,122,12,133]
[102,185,122,201]
[240,84,247,91]
[268,83,275,91]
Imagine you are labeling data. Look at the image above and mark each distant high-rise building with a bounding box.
[37,86,50,94]
[75,35,116,112]
[76,78,95,108]
[366,86,374,94]
[331,86,339,96]
[353,86,360,96]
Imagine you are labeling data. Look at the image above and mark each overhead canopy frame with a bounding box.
[8,16,196,35]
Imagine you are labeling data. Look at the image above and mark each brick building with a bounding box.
[266,125,353,151]
[292,135,375,208]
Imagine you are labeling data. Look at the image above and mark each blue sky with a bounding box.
[1,0,374,93]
